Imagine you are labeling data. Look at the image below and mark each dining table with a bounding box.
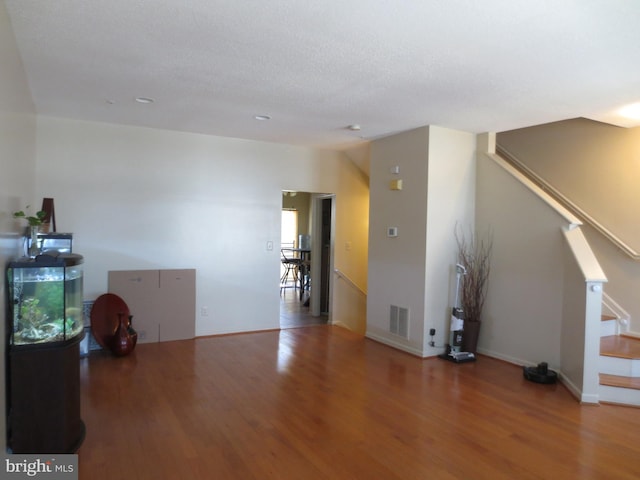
[281,247,311,301]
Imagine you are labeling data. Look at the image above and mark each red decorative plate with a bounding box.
[90,293,130,349]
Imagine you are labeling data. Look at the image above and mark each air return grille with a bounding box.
[389,305,409,338]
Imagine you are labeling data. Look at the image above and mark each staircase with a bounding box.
[599,315,640,406]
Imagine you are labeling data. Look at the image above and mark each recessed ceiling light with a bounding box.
[347,124,361,131]
[135,97,154,104]
[254,115,271,121]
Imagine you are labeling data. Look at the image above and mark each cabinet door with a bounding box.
[108,270,161,343]
[159,269,196,341]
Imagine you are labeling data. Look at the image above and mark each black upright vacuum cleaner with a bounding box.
[438,263,476,363]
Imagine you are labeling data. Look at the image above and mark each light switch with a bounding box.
[387,227,398,237]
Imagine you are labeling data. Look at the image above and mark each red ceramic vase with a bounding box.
[110,313,135,357]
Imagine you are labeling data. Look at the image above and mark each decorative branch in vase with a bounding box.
[455,226,493,353]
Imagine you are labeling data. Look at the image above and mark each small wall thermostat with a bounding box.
[387,227,398,237]
[389,179,403,190]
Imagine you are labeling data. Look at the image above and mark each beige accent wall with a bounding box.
[497,118,640,252]
[367,126,475,356]
[476,148,605,401]
[497,118,640,334]
[476,152,572,367]
[0,0,38,451]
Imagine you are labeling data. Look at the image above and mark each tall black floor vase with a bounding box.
[462,321,481,354]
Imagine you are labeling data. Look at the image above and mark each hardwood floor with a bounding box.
[279,284,327,329]
[78,327,640,479]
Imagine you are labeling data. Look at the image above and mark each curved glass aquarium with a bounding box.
[8,253,84,346]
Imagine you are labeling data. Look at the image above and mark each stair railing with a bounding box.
[333,268,366,297]
[602,291,631,334]
[496,144,640,261]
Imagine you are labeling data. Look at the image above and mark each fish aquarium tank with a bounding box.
[8,252,84,346]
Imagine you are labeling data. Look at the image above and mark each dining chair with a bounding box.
[280,243,301,293]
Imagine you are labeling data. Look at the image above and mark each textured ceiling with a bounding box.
[5,0,640,149]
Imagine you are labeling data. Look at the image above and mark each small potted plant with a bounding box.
[455,226,492,354]
[13,206,47,257]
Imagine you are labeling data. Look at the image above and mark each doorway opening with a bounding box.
[279,191,333,329]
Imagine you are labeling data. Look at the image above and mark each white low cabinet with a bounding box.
[108,269,196,343]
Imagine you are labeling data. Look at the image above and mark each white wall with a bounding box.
[424,126,476,353]
[35,116,369,336]
[0,0,37,452]
[367,126,475,356]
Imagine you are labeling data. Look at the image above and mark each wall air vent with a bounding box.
[389,305,409,339]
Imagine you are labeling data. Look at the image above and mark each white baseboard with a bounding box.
[365,331,425,357]
[476,348,599,404]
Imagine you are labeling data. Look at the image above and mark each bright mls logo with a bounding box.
[2,455,78,479]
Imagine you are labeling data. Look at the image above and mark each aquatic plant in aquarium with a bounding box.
[8,253,84,345]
